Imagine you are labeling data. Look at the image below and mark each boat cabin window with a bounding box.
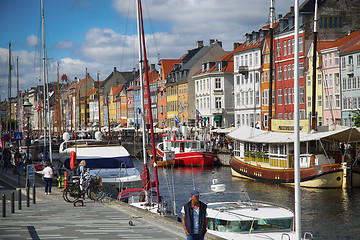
[207,218,293,233]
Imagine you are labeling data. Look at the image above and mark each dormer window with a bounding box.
[217,62,222,71]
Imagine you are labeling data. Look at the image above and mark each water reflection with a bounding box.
[133,161,360,239]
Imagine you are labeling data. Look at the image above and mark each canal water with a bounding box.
[133,160,360,239]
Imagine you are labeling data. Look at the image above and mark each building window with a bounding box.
[245,92,248,105]
[256,91,260,105]
[284,41,287,55]
[250,91,253,105]
[249,53,252,66]
[334,17,337,27]
[278,66,282,80]
[342,78,347,90]
[299,37,303,53]
[236,93,240,107]
[215,78,221,89]
[307,76,311,87]
[292,39,295,54]
[288,40,291,55]
[277,42,281,57]
[288,64,292,79]
[284,88,287,105]
[329,17,333,28]
[255,53,258,65]
[339,17,342,27]
[236,75,240,85]
[278,89,283,105]
[299,62,304,77]
[318,95,322,107]
[357,54,360,67]
[334,53,339,65]
[300,87,304,104]
[329,53,333,66]
[288,88,292,104]
[284,65,287,80]
[341,57,346,69]
[215,97,222,109]
[307,96,311,107]
[324,55,327,67]
[324,17,327,28]
[318,74,322,85]
[278,113,283,119]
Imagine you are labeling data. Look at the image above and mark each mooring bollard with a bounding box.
[11,192,15,214]
[33,185,36,204]
[18,189,22,210]
[2,194,6,217]
[27,186,30,207]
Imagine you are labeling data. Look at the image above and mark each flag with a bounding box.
[127,97,131,104]
[196,109,200,122]
[175,116,181,124]
[37,102,41,112]
[199,115,203,122]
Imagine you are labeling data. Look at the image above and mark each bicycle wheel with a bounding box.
[64,185,82,203]
[87,185,106,201]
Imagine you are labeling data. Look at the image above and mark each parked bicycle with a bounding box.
[63,171,106,203]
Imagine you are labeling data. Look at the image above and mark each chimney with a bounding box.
[196,40,204,48]
[245,33,253,44]
[217,40,223,47]
[290,6,294,13]
[233,42,240,50]
[150,64,155,71]
[209,39,215,45]
[114,67,117,72]
[278,14,282,19]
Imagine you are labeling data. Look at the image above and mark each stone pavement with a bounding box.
[0,169,222,240]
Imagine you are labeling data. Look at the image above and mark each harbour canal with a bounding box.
[132,160,360,240]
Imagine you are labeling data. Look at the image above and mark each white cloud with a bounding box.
[54,40,74,49]
[25,35,39,47]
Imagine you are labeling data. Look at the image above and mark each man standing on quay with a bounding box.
[182,190,208,240]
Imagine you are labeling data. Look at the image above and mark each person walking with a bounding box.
[181,190,208,240]
[1,148,11,174]
[42,162,54,195]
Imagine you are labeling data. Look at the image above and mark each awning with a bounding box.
[214,115,222,121]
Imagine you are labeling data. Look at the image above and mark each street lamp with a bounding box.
[23,97,33,178]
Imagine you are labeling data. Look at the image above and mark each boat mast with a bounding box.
[57,62,61,138]
[41,0,47,156]
[17,57,21,132]
[136,0,150,204]
[294,0,301,239]
[139,0,160,204]
[8,42,11,135]
[311,0,318,131]
[268,0,275,131]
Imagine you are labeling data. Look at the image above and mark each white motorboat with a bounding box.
[206,191,313,240]
[59,132,142,197]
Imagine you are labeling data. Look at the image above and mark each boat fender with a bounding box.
[129,220,135,226]
[70,151,76,170]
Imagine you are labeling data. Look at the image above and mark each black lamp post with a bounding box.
[23,96,33,186]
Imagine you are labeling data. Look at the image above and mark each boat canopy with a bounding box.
[227,126,360,144]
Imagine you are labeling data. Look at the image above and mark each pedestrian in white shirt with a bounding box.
[42,162,54,195]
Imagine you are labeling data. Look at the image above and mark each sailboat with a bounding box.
[118,0,166,215]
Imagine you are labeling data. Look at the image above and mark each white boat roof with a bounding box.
[207,202,294,221]
[227,126,360,143]
[60,140,130,157]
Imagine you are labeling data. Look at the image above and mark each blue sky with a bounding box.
[0,0,304,99]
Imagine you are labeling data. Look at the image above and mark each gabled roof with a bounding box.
[319,30,360,53]
[111,85,123,95]
[160,59,181,78]
[87,88,97,97]
[193,51,234,76]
